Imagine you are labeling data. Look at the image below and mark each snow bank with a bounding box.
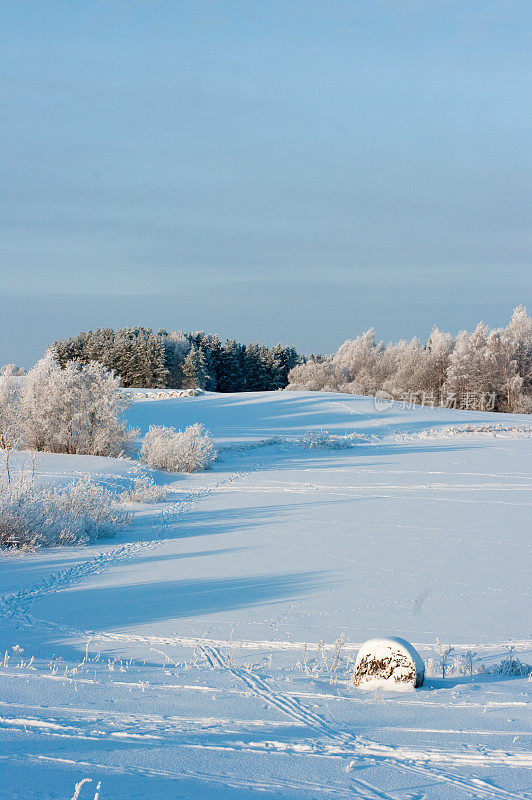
[352,637,425,690]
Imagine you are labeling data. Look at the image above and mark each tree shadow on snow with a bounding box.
[126,391,508,443]
[32,570,332,631]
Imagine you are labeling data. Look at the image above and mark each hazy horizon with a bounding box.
[1,286,527,368]
[2,1,531,366]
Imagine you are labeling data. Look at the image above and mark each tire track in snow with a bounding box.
[198,645,526,800]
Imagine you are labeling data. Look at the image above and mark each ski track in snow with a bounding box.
[2,665,529,800]
[2,700,530,744]
[2,607,529,799]
[2,665,530,713]
[195,645,529,800]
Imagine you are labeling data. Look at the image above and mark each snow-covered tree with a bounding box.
[0,372,20,447]
[0,364,26,377]
[287,358,346,392]
[333,329,383,390]
[382,338,426,398]
[484,329,520,411]
[443,325,490,408]
[0,372,22,482]
[505,306,532,395]
[424,328,455,394]
[182,345,210,389]
[158,330,190,388]
[286,310,531,413]
[19,353,136,456]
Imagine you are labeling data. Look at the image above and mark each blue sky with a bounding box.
[1,1,531,365]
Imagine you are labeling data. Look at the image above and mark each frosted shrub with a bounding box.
[302,430,340,449]
[123,474,168,503]
[0,473,130,549]
[141,424,217,472]
[425,650,531,679]
[483,652,531,677]
[301,430,361,449]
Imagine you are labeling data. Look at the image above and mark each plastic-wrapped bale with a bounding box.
[353,637,425,690]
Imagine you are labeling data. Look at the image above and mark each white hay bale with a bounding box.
[352,637,425,690]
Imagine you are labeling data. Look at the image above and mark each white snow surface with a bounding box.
[1,390,531,799]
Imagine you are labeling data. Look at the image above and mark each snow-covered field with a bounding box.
[1,391,531,799]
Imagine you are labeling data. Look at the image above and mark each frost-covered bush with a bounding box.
[424,647,531,679]
[301,430,342,449]
[219,435,284,453]
[482,655,531,677]
[140,423,217,472]
[0,473,130,549]
[14,353,137,456]
[301,430,363,449]
[123,474,168,503]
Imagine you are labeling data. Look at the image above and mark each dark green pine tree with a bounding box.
[268,343,301,389]
[86,329,115,370]
[244,343,269,391]
[262,344,280,390]
[196,334,221,391]
[112,329,145,387]
[144,334,169,387]
[51,331,86,367]
[50,327,303,392]
[218,340,246,392]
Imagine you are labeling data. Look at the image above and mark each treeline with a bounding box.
[287,307,532,414]
[51,328,301,392]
